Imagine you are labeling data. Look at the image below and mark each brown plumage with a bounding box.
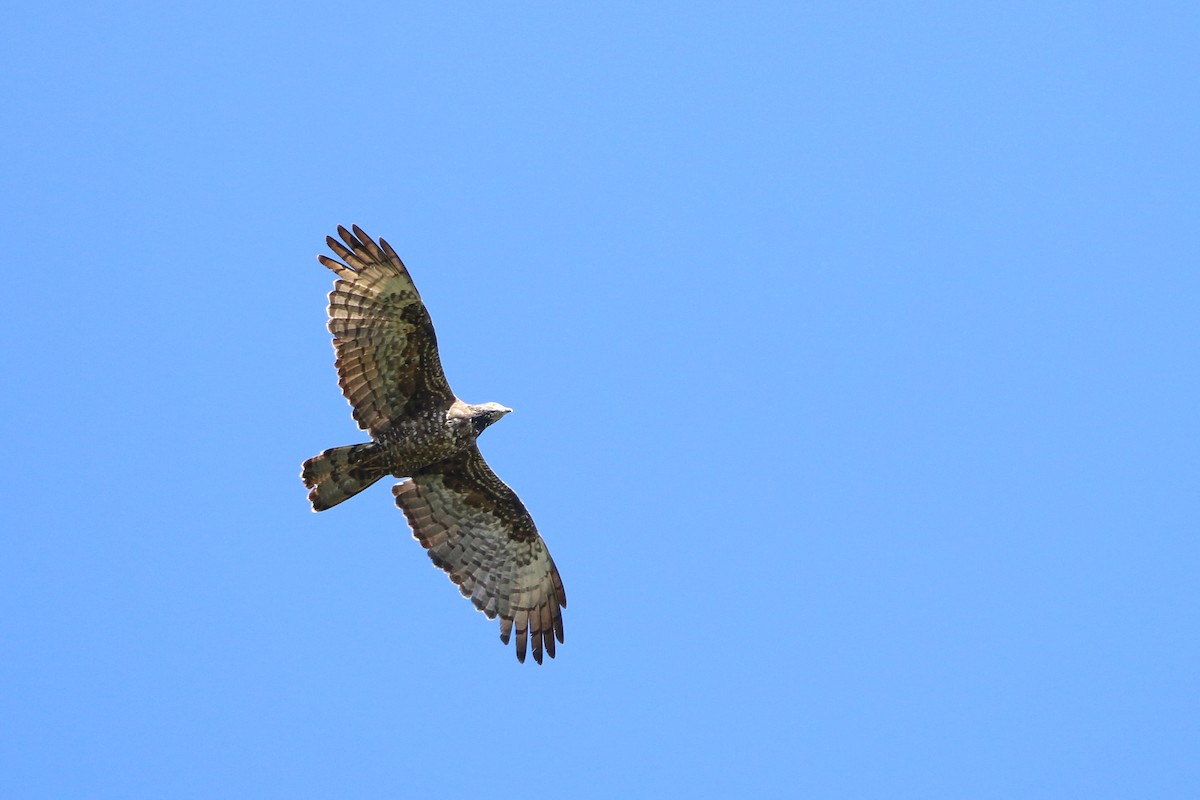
[302,225,564,664]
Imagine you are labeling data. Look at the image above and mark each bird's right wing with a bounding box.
[393,446,566,664]
[318,225,455,434]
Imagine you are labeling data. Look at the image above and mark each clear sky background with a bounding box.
[2,3,1197,798]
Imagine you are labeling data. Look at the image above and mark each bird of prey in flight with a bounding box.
[302,226,565,663]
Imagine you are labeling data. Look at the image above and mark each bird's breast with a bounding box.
[376,413,476,476]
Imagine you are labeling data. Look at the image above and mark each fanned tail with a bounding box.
[302,443,386,511]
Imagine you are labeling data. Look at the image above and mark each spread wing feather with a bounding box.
[393,446,566,664]
[318,225,454,434]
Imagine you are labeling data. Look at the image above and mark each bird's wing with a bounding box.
[318,225,455,435]
[393,446,566,664]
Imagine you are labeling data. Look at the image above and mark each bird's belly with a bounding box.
[377,417,472,477]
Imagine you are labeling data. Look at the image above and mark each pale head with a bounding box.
[468,401,512,434]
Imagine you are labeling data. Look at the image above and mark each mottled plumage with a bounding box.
[302,226,564,663]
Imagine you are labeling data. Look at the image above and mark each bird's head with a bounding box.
[470,402,512,434]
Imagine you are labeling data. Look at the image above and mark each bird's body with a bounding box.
[302,226,564,663]
[303,401,504,511]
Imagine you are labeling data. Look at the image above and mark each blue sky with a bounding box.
[2,3,1197,797]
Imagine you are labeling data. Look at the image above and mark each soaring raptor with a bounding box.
[302,226,565,663]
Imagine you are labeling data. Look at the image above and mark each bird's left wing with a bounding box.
[393,446,566,664]
[318,225,456,435]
